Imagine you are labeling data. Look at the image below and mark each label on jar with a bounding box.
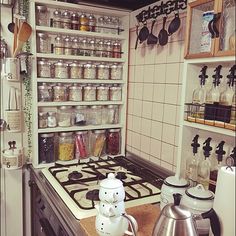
[84,88,96,101]
[55,67,68,79]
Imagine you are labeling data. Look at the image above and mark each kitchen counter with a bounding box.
[80,204,160,236]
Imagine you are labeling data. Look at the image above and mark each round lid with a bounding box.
[72,37,79,43]
[36,5,47,12]
[38,83,51,89]
[59,106,72,110]
[75,131,88,135]
[40,133,54,138]
[185,184,214,200]
[55,35,63,41]
[100,173,123,189]
[107,105,118,109]
[84,62,95,68]
[55,60,67,66]
[89,39,95,44]
[105,40,112,46]
[98,16,105,22]
[38,59,50,65]
[37,32,48,38]
[80,12,87,18]
[98,63,109,69]
[164,176,189,188]
[71,12,78,17]
[48,111,56,116]
[54,84,66,89]
[91,105,102,109]
[108,128,120,132]
[94,129,106,134]
[64,36,71,42]
[88,14,95,20]
[39,112,47,116]
[60,132,73,137]
[111,63,122,69]
[53,9,61,16]
[75,105,87,109]
[62,10,71,18]
[113,41,121,46]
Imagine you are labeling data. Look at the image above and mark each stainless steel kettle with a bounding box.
[152,193,221,236]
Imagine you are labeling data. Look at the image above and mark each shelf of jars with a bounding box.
[38,101,123,107]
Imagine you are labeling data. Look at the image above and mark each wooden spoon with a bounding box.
[13,18,18,54]
[13,22,32,57]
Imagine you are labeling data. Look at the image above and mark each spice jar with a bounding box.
[47,111,57,127]
[37,59,51,78]
[113,41,122,58]
[112,17,120,34]
[69,61,83,79]
[97,85,109,101]
[90,130,106,157]
[61,10,71,29]
[79,13,89,31]
[88,38,96,57]
[88,14,96,32]
[64,36,72,55]
[110,85,122,101]
[84,62,96,79]
[84,84,96,101]
[39,133,55,163]
[104,40,113,58]
[54,35,64,55]
[38,112,48,128]
[110,63,122,80]
[71,12,79,30]
[54,60,69,79]
[97,63,109,80]
[107,105,119,124]
[89,105,102,125]
[104,16,112,34]
[107,129,120,155]
[79,38,89,56]
[38,83,53,102]
[36,5,49,26]
[58,106,72,127]
[75,131,90,159]
[71,37,79,55]
[53,9,62,28]
[53,83,67,102]
[74,105,88,126]
[97,16,105,33]
[68,83,82,101]
[58,132,74,161]
[37,33,50,53]
[96,40,105,57]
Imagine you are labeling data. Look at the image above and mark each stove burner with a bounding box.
[86,189,99,201]
[68,171,83,181]
[116,171,127,180]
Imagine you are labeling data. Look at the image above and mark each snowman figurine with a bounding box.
[95,173,138,236]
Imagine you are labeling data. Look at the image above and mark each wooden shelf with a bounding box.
[185,56,235,65]
[38,101,123,107]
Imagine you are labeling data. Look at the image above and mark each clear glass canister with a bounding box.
[110,63,122,80]
[79,13,89,31]
[80,38,89,56]
[71,38,79,55]
[107,105,119,124]
[69,61,83,79]
[38,112,48,128]
[97,63,109,80]
[74,105,88,126]
[88,38,96,57]
[113,41,122,58]
[37,59,51,78]
[71,12,79,30]
[104,16,112,34]
[54,35,64,55]
[75,131,90,159]
[111,17,120,34]
[39,133,55,163]
[68,84,82,101]
[84,84,96,101]
[53,83,67,102]
[107,128,121,155]
[89,105,102,125]
[84,62,96,79]
[36,5,49,26]
[54,60,69,79]
[58,106,72,127]
[53,9,62,28]
[61,10,71,29]
[97,16,105,33]
[96,40,105,57]
[38,83,52,102]
[97,85,109,101]
[64,36,72,55]
[110,85,122,100]
[104,40,113,58]
[88,14,96,32]
[90,129,106,157]
[47,111,57,128]
[37,33,50,53]
[58,132,74,161]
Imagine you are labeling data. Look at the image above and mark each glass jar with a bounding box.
[104,16,112,34]
[79,13,89,31]
[68,84,82,101]
[84,84,96,101]
[53,83,67,102]
[113,41,122,58]
[54,35,64,55]
[74,105,88,126]
[38,112,48,128]
[37,33,50,53]
[88,14,96,32]
[39,133,55,163]
[58,132,74,161]
[110,85,122,101]
[69,61,83,79]
[54,60,69,79]
[58,106,72,127]
[104,40,113,58]
[89,105,102,125]
[36,5,49,26]
[111,17,120,34]
[71,37,79,55]
[75,131,90,159]
[107,105,119,124]
[80,38,89,56]
[84,62,96,79]
[47,111,57,128]
[61,10,71,29]
[107,129,120,155]
[71,12,79,30]
[37,59,51,78]
[97,16,105,33]
[97,85,109,101]
[64,36,72,55]
[110,63,122,80]
[53,9,62,28]
[97,63,109,80]
[96,40,105,57]
[88,38,96,57]
[38,83,52,102]
[90,130,106,157]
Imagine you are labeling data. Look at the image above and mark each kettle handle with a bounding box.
[122,213,138,236]
[201,208,221,236]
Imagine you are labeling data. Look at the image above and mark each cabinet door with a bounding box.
[184,0,218,59]
[214,0,235,56]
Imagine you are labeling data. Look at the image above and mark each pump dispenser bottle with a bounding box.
[226,147,236,167]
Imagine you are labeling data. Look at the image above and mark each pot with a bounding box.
[182,184,214,235]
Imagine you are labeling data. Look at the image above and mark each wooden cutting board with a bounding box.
[80,204,161,236]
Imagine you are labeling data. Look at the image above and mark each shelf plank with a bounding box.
[38,101,123,107]
[185,56,235,64]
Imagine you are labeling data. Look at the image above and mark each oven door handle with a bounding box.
[39,218,57,236]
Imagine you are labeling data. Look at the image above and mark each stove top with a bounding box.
[42,156,162,219]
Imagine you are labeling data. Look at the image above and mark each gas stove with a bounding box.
[42,156,162,219]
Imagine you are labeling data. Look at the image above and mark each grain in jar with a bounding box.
[83,62,96,79]
[110,85,122,101]
[54,35,64,55]
[58,106,72,127]
[75,131,90,159]
[84,84,96,101]
[79,13,89,31]
[107,129,120,155]
[97,63,109,80]
[38,83,53,102]
[71,12,79,30]
[37,59,51,78]
[39,133,55,163]
[47,111,57,127]
[90,130,106,157]
[71,37,79,55]
[53,9,62,28]
[69,61,83,79]
[36,5,49,26]
[113,41,122,58]
[110,63,122,80]
[97,84,109,101]
[74,105,88,126]
[38,112,48,128]
[64,36,72,55]
[37,33,50,53]
[54,60,69,79]
[68,84,82,101]
[53,83,67,102]
[89,105,102,125]
[61,10,71,29]
[58,132,74,161]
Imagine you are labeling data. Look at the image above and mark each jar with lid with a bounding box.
[89,105,102,125]
[110,85,122,101]
[84,84,96,101]
[58,132,74,161]
[38,83,53,102]
[83,62,96,79]
[69,61,83,79]
[90,130,106,157]
[58,106,72,127]
[38,112,48,128]
[104,40,113,58]
[110,63,122,80]
[71,37,79,55]
[36,5,49,26]
[61,10,71,29]
[97,63,109,80]
[107,105,119,124]
[111,17,120,34]
[53,83,67,102]
[37,59,51,78]
[54,35,64,55]
[79,13,89,31]
[96,40,105,57]
[75,131,90,159]
[37,33,50,53]
[71,12,79,30]
[88,38,96,57]
[88,14,96,32]
[80,38,89,56]
[64,36,72,55]
[53,9,62,28]
[39,133,55,163]
[68,84,82,101]
[97,16,105,33]
[54,60,68,79]
[104,16,112,34]
[97,85,109,101]
[47,111,57,127]
[74,105,88,126]
[113,41,122,58]
[107,129,120,155]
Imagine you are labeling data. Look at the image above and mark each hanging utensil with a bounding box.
[135,24,139,50]
[138,21,149,43]
[7,3,16,33]
[158,16,168,46]
[168,12,181,35]
[147,19,158,45]
[13,18,18,54]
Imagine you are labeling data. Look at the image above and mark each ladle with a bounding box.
[7,5,16,33]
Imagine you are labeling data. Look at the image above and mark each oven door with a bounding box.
[38,218,57,236]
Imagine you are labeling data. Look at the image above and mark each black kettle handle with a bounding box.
[201,208,221,236]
